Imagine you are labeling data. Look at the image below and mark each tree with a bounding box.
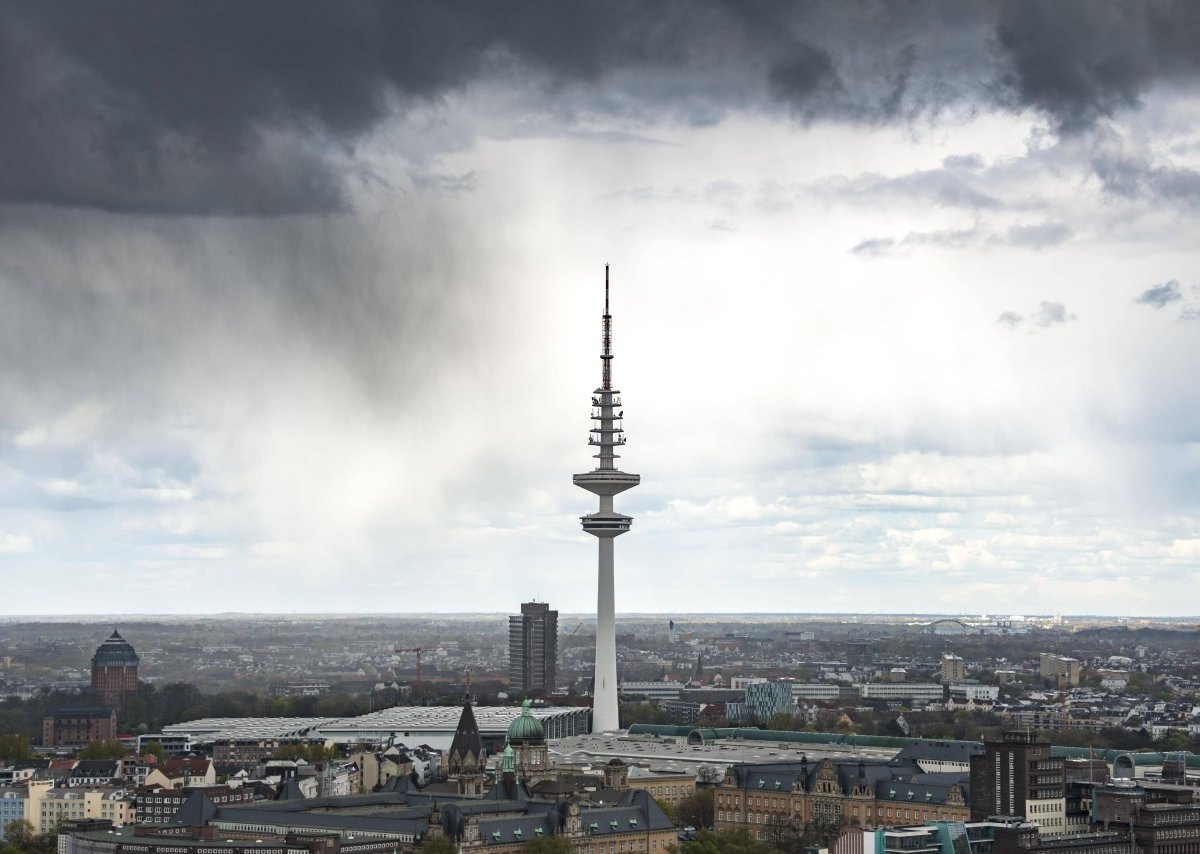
[681,829,773,854]
[78,739,128,759]
[620,702,672,728]
[2,819,34,848]
[1,820,56,854]
[764,813,806,854]
[273,742,338,762]
[676,788,715,830]
[656,799,678,823]
[419,837,458,854]
[522,837,573,854]
[767,712,803,731]
[142,740,166,762]
[0,734,31,762]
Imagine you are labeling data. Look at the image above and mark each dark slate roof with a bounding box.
[70,760,119,777]
[206,782,675,846]
[169,790,218,827]
[873,779,968,806]
[91,631,139,667]
[212,803,428,837]
[907,772,974,786]
[484,778,530,802]
[727,758,921,795]
[895,740,984,764]
[274,779,307,801]
[475,803,557,846]
[584,788,626,806]
[449,701,484,764]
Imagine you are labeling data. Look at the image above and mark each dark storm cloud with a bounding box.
[992,0,1200,133]
[1136,280,1182,308]
[4,0,1200,214]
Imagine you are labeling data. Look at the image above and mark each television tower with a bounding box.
[573,265,640,734]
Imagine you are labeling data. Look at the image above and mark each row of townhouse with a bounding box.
[0,779,135,838]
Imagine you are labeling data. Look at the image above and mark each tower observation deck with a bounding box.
[573,265,639,734]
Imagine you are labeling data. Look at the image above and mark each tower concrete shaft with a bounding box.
[572,265,639,733]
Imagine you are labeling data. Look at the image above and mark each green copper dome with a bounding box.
[506,700,545,745]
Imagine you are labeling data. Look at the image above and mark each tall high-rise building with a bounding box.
[90,630,139,715]
[508,602,558,696]
[969,730,1066,834]
[941,653,965,683]
[573,266,639,734]
[1039,652,1081,687]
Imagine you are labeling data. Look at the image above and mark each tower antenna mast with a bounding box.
[573,266,640,733]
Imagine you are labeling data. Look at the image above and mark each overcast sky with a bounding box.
[3,1,1200,617]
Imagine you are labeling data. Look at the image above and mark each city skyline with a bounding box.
[2,3,1200,616]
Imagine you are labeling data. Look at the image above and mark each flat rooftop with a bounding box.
[547,733,900,776]
[163,706,591,743]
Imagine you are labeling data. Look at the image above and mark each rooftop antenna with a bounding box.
[602,264,612,391]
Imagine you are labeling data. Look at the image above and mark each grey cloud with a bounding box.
[996,301,1076,330]
[823,168,1001,210]
[851,237,895,256]
[942,154,985,170]
[767,43,840,110]
[1092,153,1200,208]
[993,0,1200,133]
[5,1,1200,214]
[1135,280,1182,308]
[993,221,1072,250]
[411,171,479,195]
[852,227,977,256]
[1031,301,1075,327]
[902,227,978,249]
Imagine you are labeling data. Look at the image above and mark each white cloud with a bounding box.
[3,94,1200,615]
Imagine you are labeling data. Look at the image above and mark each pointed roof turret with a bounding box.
[448,697,484,770]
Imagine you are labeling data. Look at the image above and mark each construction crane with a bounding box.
[394,646,423,686]
[560,621,586,652]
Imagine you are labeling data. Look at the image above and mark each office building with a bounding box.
[941,654,965,683]
[969,731,1066,834]
[508,601,558,696]
[715,757,969,840]
[42,707,117,748]
[90,631,139,715]
[619,681,684,701]
[1039,653,1081,687]
[573,266,640,734]
[859,683,945,704]
[728,681,796,724]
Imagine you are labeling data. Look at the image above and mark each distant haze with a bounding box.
[2,2,1200,616]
